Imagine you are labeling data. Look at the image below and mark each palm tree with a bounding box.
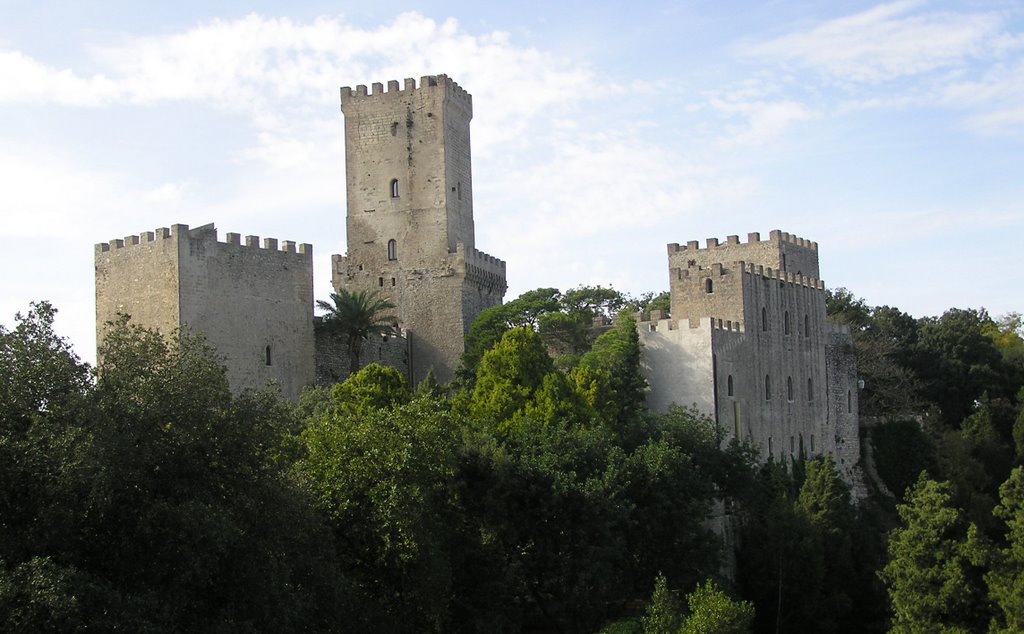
[316,289,398,377]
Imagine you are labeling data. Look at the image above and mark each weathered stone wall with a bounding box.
[96,223,315,399]
[314,322,409,387]
[642,230,859,483]
[334,75,506,383]
[95,226,183,349]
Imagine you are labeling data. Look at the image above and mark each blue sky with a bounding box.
[1,1,1022,364]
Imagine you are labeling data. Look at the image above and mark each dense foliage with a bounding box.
[2,286,1022,632]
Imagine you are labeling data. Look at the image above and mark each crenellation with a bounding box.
[387,80,399,92]
[707,237,719,248]
[372,82,383,95]
[246,235,259,248]
[726,235,739,245]
[263,237,278,251]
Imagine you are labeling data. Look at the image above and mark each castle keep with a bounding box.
[638,230,860,479]
[331,75,506,383]
[93,74,858,475]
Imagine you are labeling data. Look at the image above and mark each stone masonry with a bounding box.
[331,75,507,384]
[95,223,315,400]
[638,230,861,485]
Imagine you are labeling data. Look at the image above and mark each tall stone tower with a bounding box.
[332,74,507,383]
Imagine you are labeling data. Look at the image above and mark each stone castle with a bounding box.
[95,74,858,471]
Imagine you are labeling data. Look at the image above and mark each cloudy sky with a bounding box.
[1,0,1022,363]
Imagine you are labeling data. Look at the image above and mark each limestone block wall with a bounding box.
[638,316,716,414]
[95,225,184,347]
[96,223,315,400]
[825,323,862,481]
[314,323,409,387]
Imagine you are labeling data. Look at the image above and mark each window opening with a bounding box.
[784,311,790,335]
[787,376,794,401]
[790,436,794,454]
[391,278,396,286]
[765,375,772,400]
[804,314,810,338]
[768,436,773,456]
[727,375,734,397]
[733,402,740,438]
[378,277,384,287]
[808,378,814,401]
[762,307,768,331]
[847,390,852,413]
[705,278,713,293]
[457,181,462,200]
[387,239,397,261]
[810,434,815,453]
[390,179,399,198]
[265,345,272,366]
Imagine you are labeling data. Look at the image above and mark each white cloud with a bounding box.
[0,50,120,106]
[743,1,1010,84]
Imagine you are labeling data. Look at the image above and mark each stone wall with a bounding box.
[314,322,409,387]
[95,223,315,399]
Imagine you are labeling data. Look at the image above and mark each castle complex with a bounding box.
[94,74,858,473]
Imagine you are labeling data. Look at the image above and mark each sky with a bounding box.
[1,0,1022,365]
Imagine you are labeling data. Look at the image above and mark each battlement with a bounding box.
[95,223,312,259]
[340,74,472,114]
[671,260,825,290]
[636,313,745,334]
[455,243,507,290]
[668,228,818,254]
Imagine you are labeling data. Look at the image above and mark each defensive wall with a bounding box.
[95,223,315,399]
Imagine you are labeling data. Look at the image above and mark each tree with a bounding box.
[578,312,646,430]
[316,289,397,376]
[880,475,989,633]
[679,579,754,634]
[469,326,554,430]
[641,573,681,634]
[986,467,1024,633]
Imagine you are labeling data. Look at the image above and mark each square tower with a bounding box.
[332,75,507,383]
[95,223,315,399]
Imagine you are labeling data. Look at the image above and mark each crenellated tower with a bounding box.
[331,74,507,383]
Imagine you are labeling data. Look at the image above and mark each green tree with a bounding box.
[679,579,754,634]
[880,475,989,633]
[579,312,647,429]
[316,289,397,376]
[331,362,411,414]
[460,288,561,378]
[469,326,554,430]
[641,573,681,634]
[986,467,1024,633]
[294,397,461,631]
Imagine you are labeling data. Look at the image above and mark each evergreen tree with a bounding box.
[880,475,989,633]
[316,289,397,376]
[986,467,1024,633]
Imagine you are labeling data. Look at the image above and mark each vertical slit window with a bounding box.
[787,376,794,401]
[727,375,734,397]
[765,375,772,400]
[705,278,713,293]
[847,390,852,413]
[265,345,272,366]
[784,311,790,335]
[762,307,768,331]
[808,378,814,401]
[805,314,810,338]
[390,179,399,198]
[387,239,397,261]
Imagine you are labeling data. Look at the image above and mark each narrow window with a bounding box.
[768,436,773,456]
[782,253,787,270]
[810,434,815,453]
[804,314,810,338]
[727,375,734,397]
[391,277,396,286]
[808,378,814,401]
[733,402,741,438]
[787,376,794,401]
[847,390,852,413]
[762,307,768,331]
[457,181,462,200]
[390,179,399,198]
[378,277,384,287]
[784,311,790,335]
[387,238,397,261]
[765,375,772,400]
[790,436,795,454]
[265,345,272,366]
[390,122,398,136]
[705,278,713,293]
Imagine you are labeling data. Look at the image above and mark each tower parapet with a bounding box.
[341,74,473,116]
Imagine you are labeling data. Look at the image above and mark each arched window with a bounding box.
[390,179,399,198]
[727,375,734,396]
[787,376,794,401]
[765,375,772,400]
[387,239,397,261]
[784,311,790,335]
[761,307,768,331]
[804,314,810,338]
[705,278,713,293]
[265,345,272,366]
[807,378,814,401]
